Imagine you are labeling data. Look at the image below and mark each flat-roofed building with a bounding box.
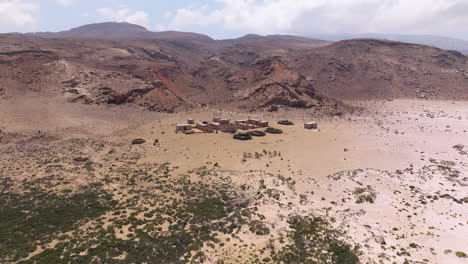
[259,121,269,127]
[220,123,237,133]
[176,124,192,131]
[236,123,250,130]
[248,119,260,125]
[197,123,214,133]
[235,120,248,124]
[218,119,230,124]
[304,122,318,129]
[210,122,221,130]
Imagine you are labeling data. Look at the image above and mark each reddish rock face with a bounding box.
[1,23,467,115]
[289,39,468,100]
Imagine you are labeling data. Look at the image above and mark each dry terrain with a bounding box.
[1,96,467,264]
[1,22,467,264]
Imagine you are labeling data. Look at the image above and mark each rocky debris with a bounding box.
[61,78,80,88]
[60,69,185,112]
[106,86,156,105]
[228,57,329,110]
[0,50,61,93]
[127,47,175,62]
[267,105,279,112]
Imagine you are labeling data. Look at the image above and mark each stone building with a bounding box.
[304,122,318,129]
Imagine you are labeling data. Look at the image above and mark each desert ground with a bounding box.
[1,95,467,264]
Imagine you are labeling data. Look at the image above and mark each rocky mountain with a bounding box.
[1,23,467,113]
[289,39,468,100]
[32,22,215,43]
[220,34,331,50]
[312,33,468,54]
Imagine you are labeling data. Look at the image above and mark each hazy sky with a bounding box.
[1,0,467,40]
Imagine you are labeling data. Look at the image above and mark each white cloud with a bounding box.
[0,0,38,28]
[165,0,468,37]
[56,0,74,7]
[97,7,149,27]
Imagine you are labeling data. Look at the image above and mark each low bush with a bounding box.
[352,186,376,204]
[233,133,253,140]
[277,120,294,125]
[265,127,283,134]
[248,131,266,137]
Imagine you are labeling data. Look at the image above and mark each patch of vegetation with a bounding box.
[352,186,377,204]
[439,193,468,204]
[0,186,113,263]
[1,136,363,264]
[3,164,267,264]
[188,165,218,178]
[187,198,226,223]
[265,127,283,134]
[247,130,266,137]
[330,242,360,264]
[277,120,294,126]
[243,150,281,160]
[249,220,271,236]
[409,242,420,249]
[274,215,359,264]
[233,132,253,140]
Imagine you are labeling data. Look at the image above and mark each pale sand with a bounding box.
[1,97,467,263]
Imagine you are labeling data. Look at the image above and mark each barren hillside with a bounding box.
[289,39,468,100]
[1,23,467,114]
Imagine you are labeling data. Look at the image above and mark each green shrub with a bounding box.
[277,120,294,126]
[248,131,266,137]
[352,186,376,204]
[249,220,271,236]
[233,133,253,140]
[187,198,226,223]
[265,127,283,134]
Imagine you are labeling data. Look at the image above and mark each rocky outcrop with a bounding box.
[229,57,322,108]
[0,50,61,94]
[61,69,185,112]
[290,39,468,100]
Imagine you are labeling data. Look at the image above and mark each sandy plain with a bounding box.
[1,97,467,263]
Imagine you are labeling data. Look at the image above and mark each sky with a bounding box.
[1,0,468,40]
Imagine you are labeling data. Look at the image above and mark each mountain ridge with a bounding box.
[27,22,468,53]
[0,22,466,114]
[310,33,468,54]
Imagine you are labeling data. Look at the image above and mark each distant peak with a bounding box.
[68,22,149,33]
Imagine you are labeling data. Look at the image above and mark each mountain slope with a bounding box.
[32,22,215,44]
[1,23,467,114]
[289,39,468,100]
[220,34,331,49]
[311,33,468,54]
